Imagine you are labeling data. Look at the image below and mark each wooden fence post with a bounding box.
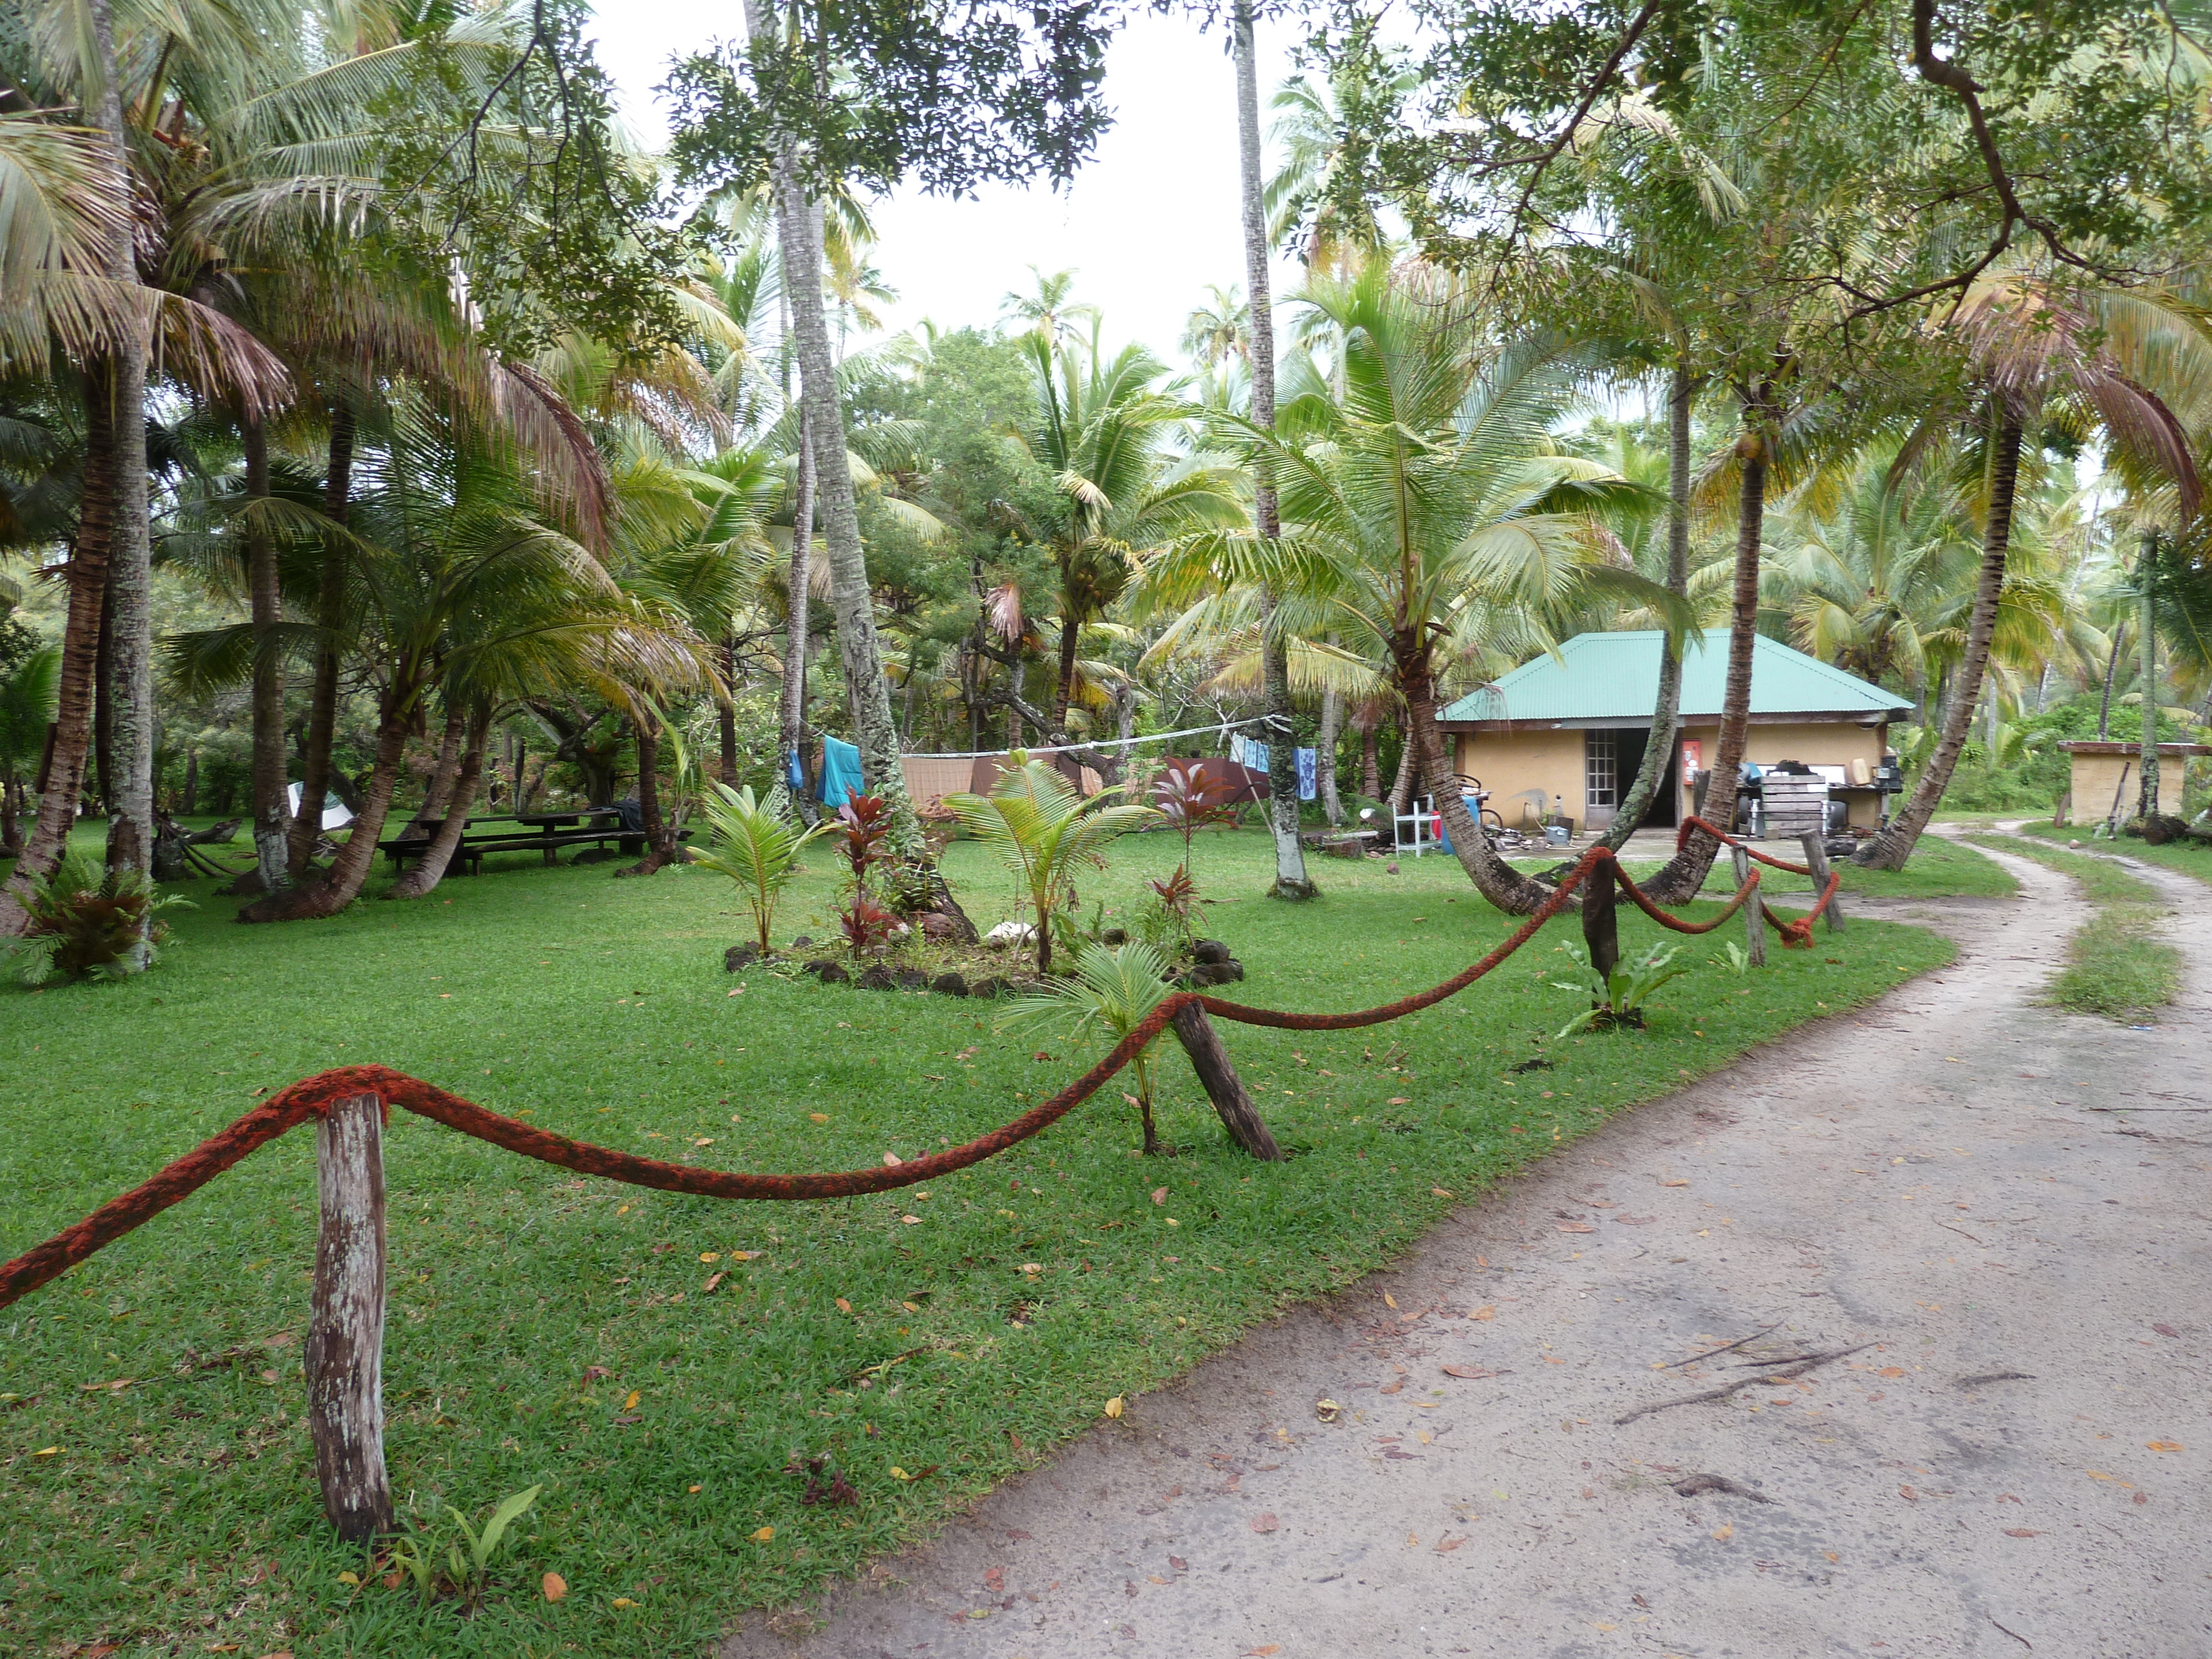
[1170,1002,1282,1160]
[1733,845,1766,968]
[1798,832,1846,933]
[305,1092,392,1540]
[1582,854,1619,981]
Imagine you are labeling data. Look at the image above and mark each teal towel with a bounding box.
[818,735,865,807]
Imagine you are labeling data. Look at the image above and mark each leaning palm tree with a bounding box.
[1133,261,1670,915]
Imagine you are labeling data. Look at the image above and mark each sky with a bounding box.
[586,6,1303,364]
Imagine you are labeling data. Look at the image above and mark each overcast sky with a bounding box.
[587,6,1303,364]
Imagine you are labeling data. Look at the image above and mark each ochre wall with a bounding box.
[1459,721,1890,830]
[2066,752,2187,821]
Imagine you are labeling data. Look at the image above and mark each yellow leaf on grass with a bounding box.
[542,1571,567,1601]
[1432,1187,1453,1198]
[1103,1396,1125,1419]
[1151,1187,1168,1205]
[889,1467,912,1480]
[1387,1096,1412,1105]
[700,1251,719,1262]
[883,1151,903,1167]
[622,1390,640,1411]
[32,1447,58,1457]
[2147,1441,2184,1452]
[612,1596,637,1608]
[836,1298,853,1314]
[752,1526,775,1542]
[810,1113,828,1124]
[337,1571,361,1586]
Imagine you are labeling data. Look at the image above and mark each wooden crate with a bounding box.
[1760,774,1828,839]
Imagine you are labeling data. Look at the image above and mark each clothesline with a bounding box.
[898,713,1285,763]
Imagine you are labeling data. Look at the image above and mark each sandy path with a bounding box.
[724,836,2212,1659]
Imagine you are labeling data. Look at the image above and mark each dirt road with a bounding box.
[725,836,2211,1659]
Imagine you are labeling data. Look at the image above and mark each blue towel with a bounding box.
[1296,747,1317,801]
[1237,734,1269,774]
[818,735,865,807]
[785,747,807,793]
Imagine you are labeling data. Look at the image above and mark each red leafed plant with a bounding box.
[833,793,894,890]
[1150,760,1239,864]
[839,893,900,951]
[1149,863,1196,921]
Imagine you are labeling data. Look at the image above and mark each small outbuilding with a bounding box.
[2057,741,2210,823]
[1437,631,1913,833]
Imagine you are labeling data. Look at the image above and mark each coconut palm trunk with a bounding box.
[291,406,354,878]
[779,404,815,801]
[1317,680,1344,825]
[244,416,291,892]
[403,706,466,838]
[388,706,490,898]
[1646,401,1773,899]
[1394,634,1558,911]
[86,0,155,877]
[1235,3,1316,899]
[1855,398,2025,868]
[1602,367,1695,854]
[0,369,118,932]
[240,689,414,921]
[623,714,683,875]
[2136,543,2161,821]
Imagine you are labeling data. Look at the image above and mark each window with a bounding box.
[1585,730,1618,808]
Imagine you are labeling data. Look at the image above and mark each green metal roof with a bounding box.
[1438,631,1912,724]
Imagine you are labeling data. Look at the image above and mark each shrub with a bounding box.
[4,855,192,984]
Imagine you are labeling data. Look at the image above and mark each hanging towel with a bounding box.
[1237,734,1270,774]
[818,735,865,807]
[1296,747,1317,801]
[785,747,808,794]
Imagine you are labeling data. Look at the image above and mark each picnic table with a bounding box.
[378,807,685,875]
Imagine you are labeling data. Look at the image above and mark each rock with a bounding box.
[985,920,1036,947]
[1224,958,1246,982]
[1100,927,1129,946]
[854,964,897,991]
[971,976,1011,999]
[1182,962,1232,988]
[791,935,814,950]
[570,846,622,865]
[805,959,849,984]
[724,945,761,973]
[931,972,969,997]
[1192,938,1232,966]
[895,968,928,991]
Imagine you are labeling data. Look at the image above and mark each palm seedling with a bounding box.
[693,784,826,956]
[1003,940,1177,1153]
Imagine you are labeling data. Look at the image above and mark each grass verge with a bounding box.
[2,827,1952,1657]
[2014,818,2212,888]
[1968,834,2181,1022]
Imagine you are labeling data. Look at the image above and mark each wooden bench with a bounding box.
[378,814,690,874]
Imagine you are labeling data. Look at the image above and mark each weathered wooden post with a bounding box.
[1170,1003,1282,1160]
[305,1092,392,1540]
[1732,845,1766,967]
[1798,831,1846,933]
[1582,853,1619,981]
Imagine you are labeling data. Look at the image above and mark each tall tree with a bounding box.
[1234,2,1316,898]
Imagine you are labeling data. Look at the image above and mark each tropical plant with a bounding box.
[1149,759,1241,872]
[945,753,1161,973]
[695,783,826,956]
[0,641,60,854]
[385,1484,543,1611]
[1003,941,1176,1153]
[1550,940,1692,1038]
[4,855,193,984]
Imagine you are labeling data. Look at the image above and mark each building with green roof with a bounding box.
[1435,632,1912,834]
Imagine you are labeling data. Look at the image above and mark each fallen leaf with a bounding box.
[1151,1187,1168,1206]
[1878,1366,1905,1378]
[1246,1648,1281,1656]
[752,1526,775,1541]
[622,1390,640,1411]
[542,1571,567,1601]
[1556,1222,1595,1234]
[1712,1524,1733,1541]
[1434,1536,1463,1553]
[1541,1355,1565,1366]
[1432,1187,1453,1198]
[1387,1096,1412,1105]
[1900,1485,1918,1501]
[1383,1292,1399,1310]
[2152,1323,2179,1338]
[1104,1396,1125,1419]
[1315,1399,1341,1422]
[2147,1440,2184,1452]
[1662,1179,1689,1187]
[809,1113,828,1124]
[1379,1380,1404,1395]
[901,1215,922,1225]
[703,1272,726,1293]
[78,1379,132,1393]
[2086,1470,2115,1481]
[883,1151,902,1167]
[1442,1364,1495,1380]
[32,1447,58,1457]
[2002,1529,2042,1538]
[699,1251,719,1263]
[1469,1305,1495,1321]
[612,1597,637,1609]
[836,1298,853,1314]
[984,1567,1005,1593]
[1250,1513,1279,1533]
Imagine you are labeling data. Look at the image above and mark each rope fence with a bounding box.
[0,819,1844,1537]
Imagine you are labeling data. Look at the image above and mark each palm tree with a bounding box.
[1181,285,1250,372]
[1133,262,1665,914]
[998,267,1100,347]
[1264,51,1415,276]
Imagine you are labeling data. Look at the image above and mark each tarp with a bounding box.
[818,735,864,808]
[285,783,353,831]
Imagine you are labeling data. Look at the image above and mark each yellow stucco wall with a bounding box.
[1458,721,1891,829]
[2065,752,2187,820]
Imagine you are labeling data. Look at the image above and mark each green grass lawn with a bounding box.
[2015,817,2212,887]
[1495,828,2014,899]
[1967,834,2182,1022]
[3,824,1956,1657]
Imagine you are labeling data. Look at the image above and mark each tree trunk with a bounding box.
[1648,396,1772,899]
[1053,603,1081,732]
[0,371,118,932]
[88,0,154,878]
[779,409,815,785]
[1855,399,2023,869]
[2,775,19,857]
[402,706,466,838]
[2096,624,2122,739]
[2137,547,2160,821]
[1317,675,1344,826]
[718,639,740,784]
[239,689,413,921]
[1361,721,1381,799]
[95,561,114,815]
[1386,723,1419,817]
[1603,366,1695,853]
[739,18,918,850]
[181,748,197,816]
[387,707,489,898]
[244,416,292,893]
[1395,635,1559,912]
[291,406,355,878]
[1170,1000,1282,1160]
[1235,3,1313,900]
[306,1091,392,1541]
[622,715,680,875]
